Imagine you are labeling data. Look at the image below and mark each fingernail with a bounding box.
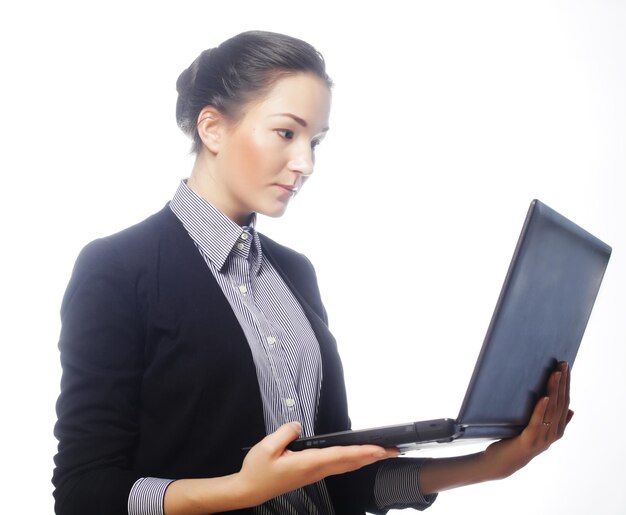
[290,421,302,433]
[381,449,400,459]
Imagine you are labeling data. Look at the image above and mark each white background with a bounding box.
[1,1,624,513]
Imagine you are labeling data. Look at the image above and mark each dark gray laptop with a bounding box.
[289,199,611,452]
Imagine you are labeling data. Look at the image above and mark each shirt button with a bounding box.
[240,233,249,240]
[266,336,276,347]
[238,285,248,294]
[236,242,245,250]
[285,398,296,408]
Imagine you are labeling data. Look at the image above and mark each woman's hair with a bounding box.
[176,31,332,153]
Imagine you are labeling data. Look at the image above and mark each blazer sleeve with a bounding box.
[53,238,147,515]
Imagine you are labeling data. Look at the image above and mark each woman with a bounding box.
[52,31,572,515]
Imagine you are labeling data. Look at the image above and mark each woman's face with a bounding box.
[209,73,331,224]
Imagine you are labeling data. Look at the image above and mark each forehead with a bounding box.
[244,73,331,130]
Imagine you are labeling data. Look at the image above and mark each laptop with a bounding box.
[289,199,612,452]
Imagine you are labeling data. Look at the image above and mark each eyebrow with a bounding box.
[271,113,329,133]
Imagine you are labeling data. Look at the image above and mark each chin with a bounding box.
[260,204,290,219]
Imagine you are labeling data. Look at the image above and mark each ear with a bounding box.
[196,106,226,154]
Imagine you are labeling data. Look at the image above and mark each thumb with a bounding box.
[262,422,302,456]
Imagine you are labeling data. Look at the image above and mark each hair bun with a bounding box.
[176,49,214,134]
[175,66,193,97]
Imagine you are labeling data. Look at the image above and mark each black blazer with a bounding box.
[52,206,382,514]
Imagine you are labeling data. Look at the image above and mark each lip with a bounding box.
[275,184,299,196]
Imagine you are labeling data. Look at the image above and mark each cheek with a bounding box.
[232,130,267,183]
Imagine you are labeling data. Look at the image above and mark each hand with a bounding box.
[233,422,399,507]
[482,361,574,479]
[419,362,575,495]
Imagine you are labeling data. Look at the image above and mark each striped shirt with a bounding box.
[128,180,436,514]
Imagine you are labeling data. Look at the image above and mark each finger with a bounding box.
[292,444,396,478]
[260,422,302,456]
[527,395,550,434]
[556,363,571,437]
[299,444,388,465]
[542,370,562,427]
[557,362,569,408]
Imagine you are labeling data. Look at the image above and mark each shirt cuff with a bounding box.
[128,477,175,515]
[374,458,438,511]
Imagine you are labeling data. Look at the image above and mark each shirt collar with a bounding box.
[169,180,263,273]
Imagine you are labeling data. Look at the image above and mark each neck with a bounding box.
[187,152,250,226]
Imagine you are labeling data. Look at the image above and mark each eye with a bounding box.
[276,129,295,140]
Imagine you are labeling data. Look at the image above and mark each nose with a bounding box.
[287,148,314,177]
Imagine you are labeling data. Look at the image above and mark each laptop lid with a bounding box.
[287,199,611,451]
[457,199,612,433]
